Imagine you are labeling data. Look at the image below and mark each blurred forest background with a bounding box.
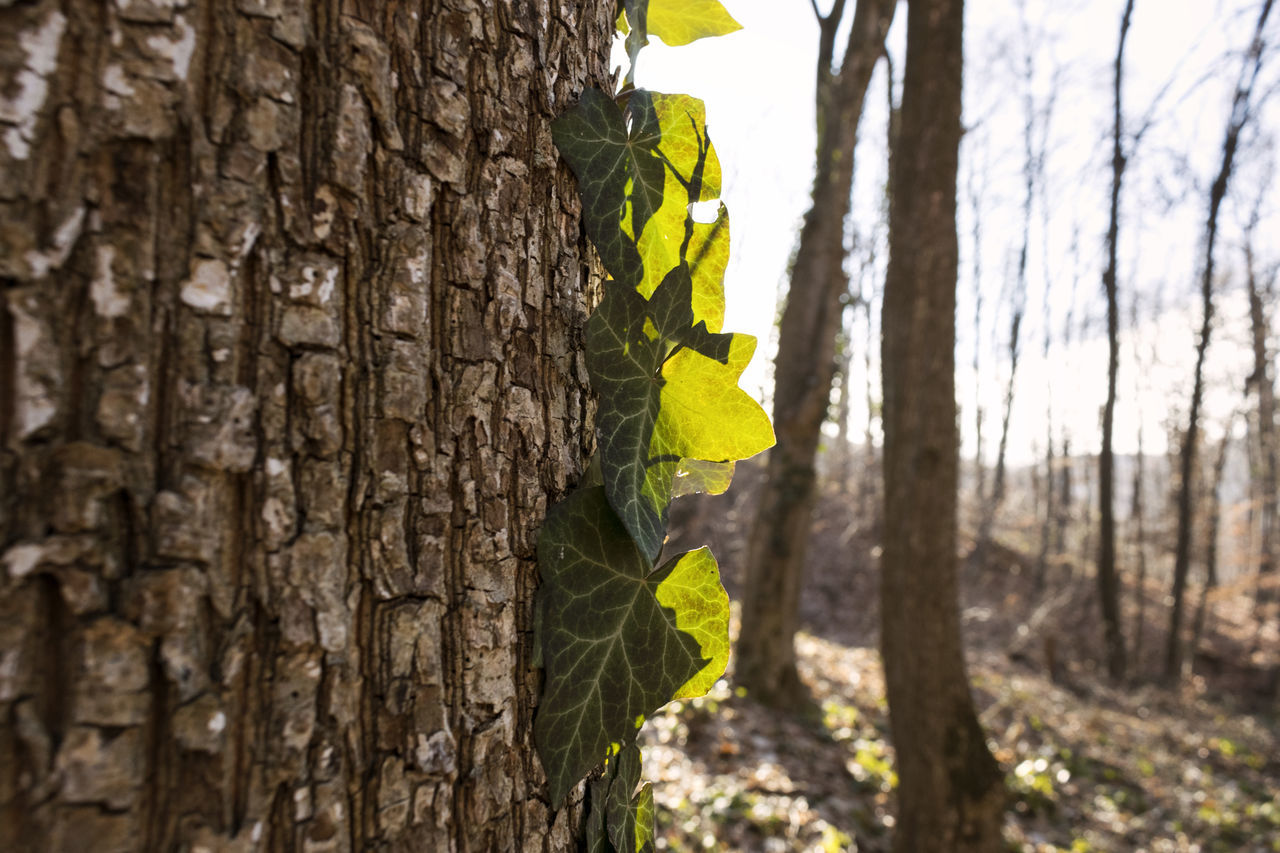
[636,0,1280,850]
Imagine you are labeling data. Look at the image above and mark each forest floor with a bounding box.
[646,467,1280,853]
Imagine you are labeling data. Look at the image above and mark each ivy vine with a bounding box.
[535,1,773,849]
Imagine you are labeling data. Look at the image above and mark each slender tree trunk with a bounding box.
[1132,423,1150,668]
[1054,228,1082,560]
[1244,219,1278,613]
[737,0,897,707]
[1166,0,1273,681]
[1098,0,1135,682]
[1192,427,1233,665]
[835,311,856,493]
[1057,436,1072,556]
[981,304,1022,548]
[967,144,988,530]
[1034,61,1060,592]
[0,2,610,849]
[880,1,1004,849]
[978,42,1037,554]
[863,257,880,521]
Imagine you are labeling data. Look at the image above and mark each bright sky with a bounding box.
[619,0,1279,467]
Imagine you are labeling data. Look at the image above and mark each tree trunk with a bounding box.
[1192,427,1232,663]
[967,151,987,533]
[1056,436,1072,556]
[0,2,610,849]
[834,311,855,493]
[736,0,896,708]
[1166,0,1272,681]
[1245,219,1278,614]
[1131,423,1149,668]
[880,1,1004,850]
[1097,0,1135,683]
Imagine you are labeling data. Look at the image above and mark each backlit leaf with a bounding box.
[655,333,774,464]
[632,94,723,303]
[534,486,729,805]
[671,459,735,497]
[588,279,770,559]
[625,0,743,47]
[632,783,655,853]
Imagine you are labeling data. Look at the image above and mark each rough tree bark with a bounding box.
[1098,0,1135,682]
[879,0,1005,849]
[736,0,896,708]
[1166,0,1272,680]
[0,1,610,849]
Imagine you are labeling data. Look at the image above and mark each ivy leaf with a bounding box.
[632,783,655,853]
[654,333,774,465]
[586,771,609,853]
[634,94,723,302]
[587,281,667,560]
[589,280,770,559]
[671,459,735,497]
[585,744,656,853]
[534,486,730,805]
[686,202,730,333]
[605,744,645,853]
[551,88,665,289]
[623,0,742,47]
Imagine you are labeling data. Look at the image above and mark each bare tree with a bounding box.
[1098,0,1136,682]
[1192,421,1236,663]
[1244,195,1278,614]
[1166,0,1274,681]
[834,306,857,492]
[737,0,897,707]
[880,0,1005,848]
[979,2,1043,555]
[967,136,989,527]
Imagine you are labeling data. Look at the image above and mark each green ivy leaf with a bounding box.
[637,332,773,538]
[686,202,730,333]
[551,89,665,289]
[605,744,645,853]
[586,771,609,853]
[655,333,774,464]
[534,486,729,805]
[632,783,655,853]
[585,744,656,853]
[633,94,723,301]
[671,459,735,497]
[623,0,742,47]
[587,282,668,560]
[588,280,770,560]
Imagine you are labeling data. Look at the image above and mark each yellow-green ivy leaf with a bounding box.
[534,487,730,805]
[671,459,735,497]
[586,744,656,853]
[632,93,722,302]
[632,783,655,853]
[656,333,774,463]
[652,546,729,700]
[628,0,743,47]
